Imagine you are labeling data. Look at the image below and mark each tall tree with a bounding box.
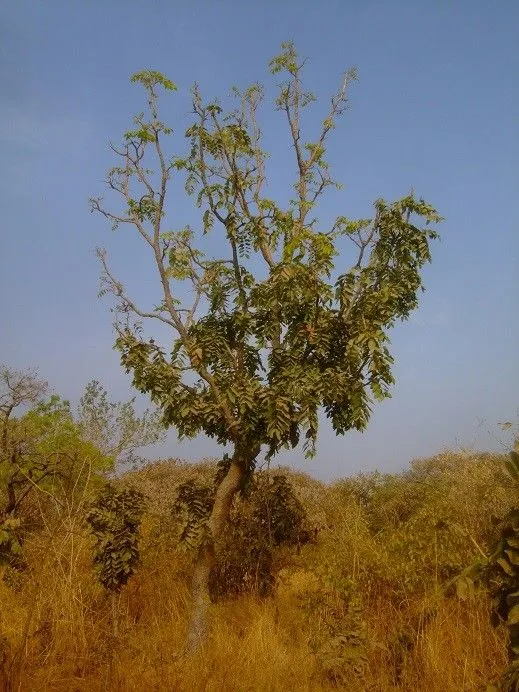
[91,42,442,645]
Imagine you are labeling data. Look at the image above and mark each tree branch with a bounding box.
[97,248,177,328]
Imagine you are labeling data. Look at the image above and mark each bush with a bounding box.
[172,466,312,599]
[86,483,146,594]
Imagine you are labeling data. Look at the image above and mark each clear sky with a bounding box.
[1,0,517,481]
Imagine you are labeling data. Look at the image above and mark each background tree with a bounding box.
[1,375,111,521]
[0,367,49,521]
[77,379,166,469]
[0,368,119,567]
[91,42,442,645]
[0,370,164,531]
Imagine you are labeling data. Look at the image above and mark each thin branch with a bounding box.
[307,70,351,170]
[97,249,177,329]
[90,198,155,247]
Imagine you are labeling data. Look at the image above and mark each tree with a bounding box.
[91,42,442,646]
[77,379,166,468]
[86,482,145,637]
[0,367,113,562]
[0,366,50,521]
[0,370,163,528]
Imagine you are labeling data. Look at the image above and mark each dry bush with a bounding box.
[0,450,512,690]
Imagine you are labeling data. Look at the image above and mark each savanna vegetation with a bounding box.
[0,366,517,690]
[1,41,515,692]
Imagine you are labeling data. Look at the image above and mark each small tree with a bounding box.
[77,379,166,468]
[91,42,442,645]
[0,367,114,567]
[0,367,49,521]
[86,483,145,637]
[1,370,110,517]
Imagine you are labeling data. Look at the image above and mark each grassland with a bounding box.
[0,450,511,691]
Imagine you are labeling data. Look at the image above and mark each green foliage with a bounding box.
[130,70,177,92]
[358,464,476,588]
[93,43,442,467]
[329,452,513,601]
[1,370,113,523]
[249,474,309,546]
[487,442,519,688]
[433,438,519,692]
[212,473,311,599]
[172,479,213,550]
[390,441,519,690]
[379,510,473,588]
[86,483,146,593]
[172,467,311,598]
[489,501,519,633]
[0,517,22,567]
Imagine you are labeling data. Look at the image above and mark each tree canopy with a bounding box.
[91,42,442,466]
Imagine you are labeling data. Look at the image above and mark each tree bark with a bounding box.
[186,442,259,651]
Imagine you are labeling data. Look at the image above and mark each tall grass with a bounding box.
[0,451,510,691]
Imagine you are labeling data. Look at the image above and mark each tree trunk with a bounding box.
[4,480,17,517]
[186,442,259,651]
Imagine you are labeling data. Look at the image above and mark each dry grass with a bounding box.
[0,452,510,691]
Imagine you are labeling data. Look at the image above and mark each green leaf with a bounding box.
[93,44,442,483]
[498,557,515,577]
[509,604,519,626]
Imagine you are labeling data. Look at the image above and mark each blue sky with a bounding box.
[1,0,517,481]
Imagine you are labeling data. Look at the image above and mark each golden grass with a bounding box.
[0,453,510,691]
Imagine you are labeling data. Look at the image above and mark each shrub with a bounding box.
[86,483,146,594]
[172,464,312,599]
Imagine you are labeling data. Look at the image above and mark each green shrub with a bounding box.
[486,441,519,690]
[172,465,312,599]
[86,483,146,593]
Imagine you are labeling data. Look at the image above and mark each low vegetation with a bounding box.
[0,369,516,690]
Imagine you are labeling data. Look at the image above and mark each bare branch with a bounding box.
[90,197,154,247]
[96,248,177,329]
[307,70,353,170]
